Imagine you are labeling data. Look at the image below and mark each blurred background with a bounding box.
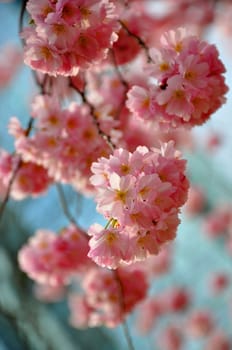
[0,1,232,349]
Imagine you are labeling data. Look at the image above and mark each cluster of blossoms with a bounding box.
[13,94,119,194]
[0,149,52,200]
[127,28,228,129]
[88,141,189,269]
[22,0,119,76]
[69,266,148,328]
[1,0,231,341]
[18,225,149,328]
[85,65,194,154]
[18,225,91,286]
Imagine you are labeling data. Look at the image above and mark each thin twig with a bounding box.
[0,158,21,222]
[19,0,28,35]
[122,320,136,350]
[119,20,152,63]
[114,270,136,350]
[55,184,78,226]
[69,79,116,151]
[110,49,129,119]
[110,49,129,90]
[0,114,34,223]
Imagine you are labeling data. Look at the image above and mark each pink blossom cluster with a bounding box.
[0,149,52,200]
[18,225,90,286]
[14,94,118,194]
[69,266,148,328]
[88,141,189,268]
[22,0,119,76]
[127,28,228,129]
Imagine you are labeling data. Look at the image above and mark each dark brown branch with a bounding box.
[119,20,152,63]
[69,80,116,151]
[19,0,28,35]
[0,158,21,222]
[55,183,79,226]
[110,49,129,119]
[110,49,129,90]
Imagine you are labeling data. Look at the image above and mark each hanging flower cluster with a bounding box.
[127,28,228,129]
[22,0,119,76]
[18,225,91,286]
[1,0,230,338]
[69,266,148,328]
[0,149,52,200]
[88,141,189,268]
[14,94,119,194]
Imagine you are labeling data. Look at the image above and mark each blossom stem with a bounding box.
[104,218,114,229]
[55,184,78,226]
[0,158,21,222]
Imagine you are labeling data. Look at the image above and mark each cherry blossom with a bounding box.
[88,141,189,268]
[22,0,119,76]
[0,149,52,200]
[18,225,91,286]
[127,27,228,129]
[69,266,148,328]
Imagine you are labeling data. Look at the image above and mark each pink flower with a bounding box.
[26,0,55,23]
[87,223,130,269]
[126,85,154,120]
[95,173,136,219]
[156,75,194,121]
